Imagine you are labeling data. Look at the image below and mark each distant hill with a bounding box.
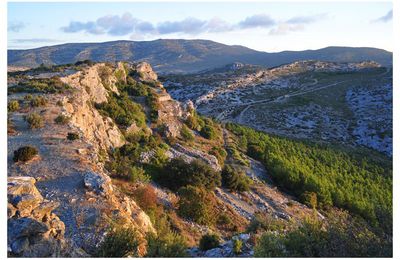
[7,39,392,73]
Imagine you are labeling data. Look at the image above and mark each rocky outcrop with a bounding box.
[8,177,68,257]
[136,62,158,82]
[60,63,125,152]
[188,233,254,257]
[166,143,221,171]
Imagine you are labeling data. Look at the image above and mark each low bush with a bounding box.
[246,213,286,233]
[233,238,243,254]
[133,184,158,213]
[200,125,217,140]
[13,146,38,162]
[157,157,221,191]
[30,96,47,107]
[54,114,70,125]
[8,100,20,112]
[221,165,252,192]
[67,132,79,141]
[10,77,70,94]
[96,226,139,257]
[180,125,194,142]
[199,234,220,251]
[25,113,44,129]
[177,185,215,225]
[107,158,150,183]
[145,213,188,257]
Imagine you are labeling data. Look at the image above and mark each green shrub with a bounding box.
[30,96,47,107]
[54,114,70,125]
[56,100,63,106]
[254,211,391,257]
[246,213,286,233]
[302,191,318,209]
[96,226,139,257]
[107,158,150,183]
[180,125,194,142]
[67,132,79,141]
[157,157,221,191]
[200,125,217,140]
[199,234,220,251]
[13,146,38,162]
[10,77,70,94]
[95,92,146,128]
[185,115,200,130]
[221,165,252,192]
[25,113,44,129]
[233,238,243,254]
[24,94,33,101]
[8,100,20,112]
[177,185,215,225]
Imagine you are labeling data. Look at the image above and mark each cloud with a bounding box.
[60,12,325,37]
[286,13,327,24]
[157,17,207,35]
[372,9,392,23]
[238,14,275,29]
[269,24,305,35]
[61,21,104,34]
[8,21,25,32]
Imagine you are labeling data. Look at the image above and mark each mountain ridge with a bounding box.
[8,39,392,73]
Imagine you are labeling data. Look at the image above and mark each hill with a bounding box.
[8,39,392,73]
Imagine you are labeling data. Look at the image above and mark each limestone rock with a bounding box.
[136,62,158,81]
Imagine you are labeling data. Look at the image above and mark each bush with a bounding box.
[133,185,158,213]
[30,96,47,107]
[67,132,79,141]
[199,234,220,251]
[13,146,38,162]
[185,115,200,130]
[107,158,150,183]
[10,77,70,94]
[96,226,139,257]
[233,238,243,254]
[221,165,252,192]
[177,185,215,225]
[145,213,188,257]
[180,125,194,142]
[302,191,318,209]
[200,125,217,140]
[246,213,286,233]
[8,100,20,112]
[254,211,392,257]
[54,114,70,125]
[157,157,221,191]
[24,94,33,101]
[25,113,44,129]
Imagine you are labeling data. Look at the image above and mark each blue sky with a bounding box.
[8,2,393,52]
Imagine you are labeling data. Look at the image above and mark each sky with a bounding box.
[7,2,393,52]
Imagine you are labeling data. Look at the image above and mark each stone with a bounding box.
[8,218,49,241]
[12,194,43,217]
[32,201,60,221]
[83,172,108,194]
[136,62,158,81]
[11,237,29,255]
[8,203,17,218]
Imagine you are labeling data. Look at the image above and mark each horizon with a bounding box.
[8,2,393,52]
[7,38,393,53]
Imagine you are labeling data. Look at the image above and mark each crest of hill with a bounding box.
[8,39,392,74]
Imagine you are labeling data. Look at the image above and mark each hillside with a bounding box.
[164,60,393,156]
[7,61,392,257]
[8,39,392,73]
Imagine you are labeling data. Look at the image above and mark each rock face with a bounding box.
[8,177,67,257]
[166,144,221,171]
[136,62,158,81]
[60,63,125,152]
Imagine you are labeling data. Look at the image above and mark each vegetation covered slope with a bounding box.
[8,39,392,73]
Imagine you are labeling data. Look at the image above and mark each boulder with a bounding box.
[83,172,111,195]
[8,218,49,241]
[136,62,158,82]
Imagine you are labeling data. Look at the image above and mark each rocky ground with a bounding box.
[164,60,392,156]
